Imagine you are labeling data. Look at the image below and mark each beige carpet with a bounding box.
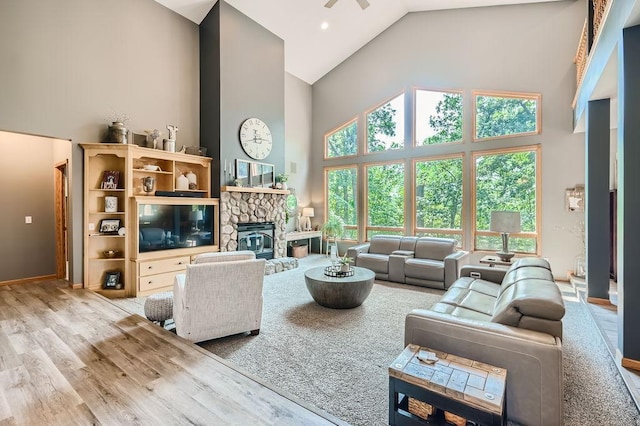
[112,255,640,425]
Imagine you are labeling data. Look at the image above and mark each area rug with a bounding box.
[113,255,640,425]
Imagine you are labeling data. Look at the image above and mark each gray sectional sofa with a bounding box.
[404,257,565,425]
[346,235,469,289]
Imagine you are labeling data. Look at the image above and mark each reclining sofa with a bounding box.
[404,257,565,425]
[346,235,468,289]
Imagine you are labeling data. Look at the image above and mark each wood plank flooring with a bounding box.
[0,280,346,425]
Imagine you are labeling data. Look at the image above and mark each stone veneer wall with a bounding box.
[219,191,287,257]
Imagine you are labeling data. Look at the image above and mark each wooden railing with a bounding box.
[574,0,609,89]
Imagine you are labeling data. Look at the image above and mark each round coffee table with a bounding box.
[304,266,375,309]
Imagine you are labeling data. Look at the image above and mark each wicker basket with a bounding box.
[444,411,467,426]
[407,397,433,420]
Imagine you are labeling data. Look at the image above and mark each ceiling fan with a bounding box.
[324,0,370,10]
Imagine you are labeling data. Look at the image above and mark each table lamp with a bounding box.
[190,209,204,231]
[302,207,314,231]
[490,211,521,262]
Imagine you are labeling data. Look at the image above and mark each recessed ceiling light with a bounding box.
[321,21,329,30]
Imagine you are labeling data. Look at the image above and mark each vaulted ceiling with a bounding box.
[154,0,566,84]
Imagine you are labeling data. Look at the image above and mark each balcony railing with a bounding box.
[574,0,610,88]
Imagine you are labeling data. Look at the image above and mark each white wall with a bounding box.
[311,1,587,275]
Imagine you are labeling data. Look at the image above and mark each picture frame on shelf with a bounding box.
[103,270,121,289]
[236,159,250,187]
[101,170,120,189]
[99,219,121,234]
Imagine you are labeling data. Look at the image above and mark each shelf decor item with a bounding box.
[103,270,121,289]
[99,219,121,234]
[142,176,155,194]
[108,121,128,144]
[101,170,120,189]
[104,196,118,213]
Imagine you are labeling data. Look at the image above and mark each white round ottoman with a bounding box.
[144,292,173,327]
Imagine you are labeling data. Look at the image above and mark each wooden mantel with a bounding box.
[221,186,290,195]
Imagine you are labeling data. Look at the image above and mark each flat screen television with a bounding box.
[138,203,215,253]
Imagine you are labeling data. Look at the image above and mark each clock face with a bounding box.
[239,118,272,160]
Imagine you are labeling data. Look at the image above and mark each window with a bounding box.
[415,89,463,146]
[366,162,405,239]
[473,91,541,141]
[366,93,405,153]
[325,167,358,240]
[414,156,463,246]
[325,119,357,158]
[473,146,540,254]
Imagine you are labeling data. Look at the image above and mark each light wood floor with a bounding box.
[0,280,345,425]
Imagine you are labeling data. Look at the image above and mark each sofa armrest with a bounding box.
[460,264,507,284]
[389,251,414,283]
[347,243,370,264]
[405,309,563,426]
[443,250,469,288]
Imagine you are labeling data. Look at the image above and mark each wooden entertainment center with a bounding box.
[81,143,219,298]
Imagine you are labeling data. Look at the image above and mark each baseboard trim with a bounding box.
[0,274,57,286]
[587,296,612,305]
[70,282,84,289]
[621,357,640,372]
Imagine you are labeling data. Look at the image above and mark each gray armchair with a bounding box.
[173,251,265,343]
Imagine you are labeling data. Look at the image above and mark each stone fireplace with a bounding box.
[219,188,288,258]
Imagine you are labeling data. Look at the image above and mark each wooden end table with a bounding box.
[478,255,516,269]
[389,344,506,426]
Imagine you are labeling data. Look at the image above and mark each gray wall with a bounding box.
[311,1,586,274]
[201,1,285,196]
[0,0,199,284]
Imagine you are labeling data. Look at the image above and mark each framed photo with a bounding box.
[101,170,120,189]
[103,270,121,289]
[235,159,250,187]
[100,219,121,234]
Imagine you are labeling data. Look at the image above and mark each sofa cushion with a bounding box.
[439,287,496,316]
[355,253,390,274]
[368,235,401,255]
[430,302,493,321]
[492,279,565,328]
[414,237,456,261]
[399,236,419,251]
[500,266,555,296]
[404,258,445,282]
[450,277,501,298]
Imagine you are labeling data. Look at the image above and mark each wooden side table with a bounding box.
[389,344,506,426]
[478,255,516,269]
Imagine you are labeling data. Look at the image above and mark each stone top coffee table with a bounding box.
[304,266,375,309]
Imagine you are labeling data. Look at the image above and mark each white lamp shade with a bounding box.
[302,207,315,217]
[490,211,521,233]
[190,210,204,221]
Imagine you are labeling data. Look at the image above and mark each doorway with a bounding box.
[54,161,69,279]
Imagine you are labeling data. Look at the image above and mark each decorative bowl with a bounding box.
[143,165,159,171]
[103,250,120,258]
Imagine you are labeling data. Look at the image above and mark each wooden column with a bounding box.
[585,98,610,302]
[617,25,640,368]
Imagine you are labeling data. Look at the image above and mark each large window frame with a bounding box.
[471,145,542,255]
[472,91,542,142]
[364,161,406,239]
[412,154,465,247]
[324,165,359,241]
[324,117,358,159]
[364,92,405,154]
[413,87,464,147]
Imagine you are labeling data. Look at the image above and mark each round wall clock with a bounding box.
[239,118,272,160]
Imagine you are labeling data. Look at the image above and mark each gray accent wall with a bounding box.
[311,1,587,274]
[0,0,199,284]
[200,1,285,196]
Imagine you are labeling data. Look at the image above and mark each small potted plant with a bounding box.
[275,173,289,190]
[338,253,353,272]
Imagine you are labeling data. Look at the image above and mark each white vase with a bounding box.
[176,173,189,190]
[104,196,118,213]
[186,171,197,190]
